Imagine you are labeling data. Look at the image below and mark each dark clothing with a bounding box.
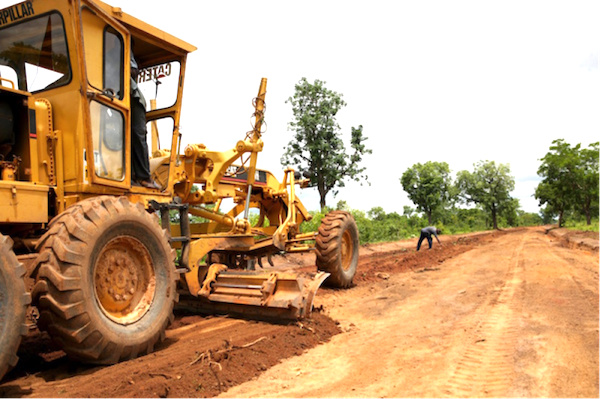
[131,97,151,181]
[130,55,151,181]
[417,226,441,251]
[421,226,440,237]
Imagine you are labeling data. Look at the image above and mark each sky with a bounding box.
[2,0,599,215]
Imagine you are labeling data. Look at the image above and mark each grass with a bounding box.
[564,219,599,233]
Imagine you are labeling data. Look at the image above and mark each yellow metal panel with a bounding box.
[0,182,49,223]
[93,0,197,54]
[32,98,54,185]
[185,235,255,296]
[80,7,105,92]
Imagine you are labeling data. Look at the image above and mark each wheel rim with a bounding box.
[341,229,354,271]
[94,236,156,325]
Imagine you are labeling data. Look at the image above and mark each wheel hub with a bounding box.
[94,236,156,325]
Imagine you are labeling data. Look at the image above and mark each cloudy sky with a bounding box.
[2,0,598,214]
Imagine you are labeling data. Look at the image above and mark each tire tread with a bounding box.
[33,196,176,364]
[315,211,359,288]
[0,235,31,380]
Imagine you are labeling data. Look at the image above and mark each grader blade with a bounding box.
[198,270,329,319]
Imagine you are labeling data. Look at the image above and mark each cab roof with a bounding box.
[93,0,197,57]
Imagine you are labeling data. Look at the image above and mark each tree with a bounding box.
[403,206,415,218]
[400,161,453,224]
[577,142,599,225]
[535,140,579,227]
[281,78,371,210]
[367,206,386,221]
[335,200,350,211]
[535,139,599,226]
[456,160,515,230]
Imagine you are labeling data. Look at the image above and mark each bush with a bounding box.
[299,204,550,245]
[300,207,426,244]
[564,218,599,233]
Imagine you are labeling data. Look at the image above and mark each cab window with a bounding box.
[103,26,124,99]
[90,100,125,180]
[146,117,175,156]
[136,61,180,111]
[0,12,71,92]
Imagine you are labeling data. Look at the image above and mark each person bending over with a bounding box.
[417,226,442,251]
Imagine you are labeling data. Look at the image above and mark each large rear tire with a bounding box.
[0,235,30,380]
[32,196,177,364]
[315,211,359,288]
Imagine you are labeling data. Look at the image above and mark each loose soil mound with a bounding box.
[354,231,504,284]
[547,227,599,252]
[1,311,339,398]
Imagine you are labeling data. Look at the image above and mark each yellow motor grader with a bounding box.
[0,0,359,380]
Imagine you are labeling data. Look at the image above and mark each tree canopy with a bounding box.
[400,161,453,224]
[456,160,516,230]
[281,78,371,210]
[535,139,599,226]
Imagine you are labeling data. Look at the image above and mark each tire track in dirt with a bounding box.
[545,247,599,313]
[168,314,247,340]
[512,231,599,398]
[221,231,512,398]
[442,238,525,397]
[222,227,598,398]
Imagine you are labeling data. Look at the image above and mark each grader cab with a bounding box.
[0,0,359,380]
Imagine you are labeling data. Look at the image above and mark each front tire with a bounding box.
[316,211,359,288]
[32,197,177,364]
[0,235,30,380]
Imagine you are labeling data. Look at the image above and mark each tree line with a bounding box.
[282,78,598,237]
[401,160,518,230]
[300,201,544,245]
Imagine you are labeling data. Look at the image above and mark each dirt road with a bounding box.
[225,227,599,398]
[1,226,598,398]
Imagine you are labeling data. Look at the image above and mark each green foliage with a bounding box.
[435,207,489,234]
[401,161,454,225]
[300,206,422,245]
[299,203,547,245]
[536,139,579,227]
[456,160,516,230]
[515,210,544,227]
[299,208,328,234]
[249,211,270,228]
[536,139,598,227]
[564,218,599,233]
[282,78,372,210]
[578,142,600,223]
